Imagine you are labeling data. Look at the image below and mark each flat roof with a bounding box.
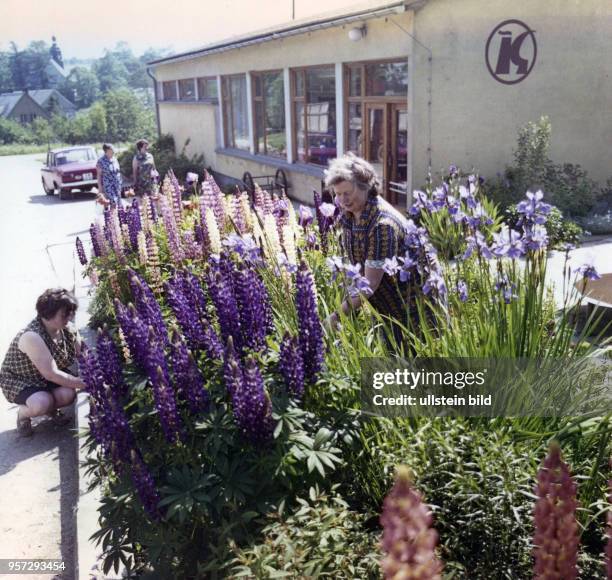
[148,0,416,67]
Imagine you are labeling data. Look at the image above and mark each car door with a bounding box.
[41,152,54,189]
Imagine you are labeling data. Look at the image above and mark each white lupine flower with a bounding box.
[205,207,222,254]
[263,213,281,257]
[137,231,148,266]
[281,224,297,265]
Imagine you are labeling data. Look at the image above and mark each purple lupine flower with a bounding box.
[89,223,102,258]
[159,195,185,262]
[223,336,243,398]
[231,355,274,446]
[128,269,168,344]
[165,277,204,353]
[126,201,142,251]
[277,253,298,274]
[231,189,248,234]
[169,330,209,415]
[194,222,204,245]
[296,261,324,383]
[114,301,150,370]
[151,362,183,444]
[168,169,183,222]
[279,333,305,399]
[533,442,579,580]
[380,465,443,579]
[456,279,468,302]
[72,237,88,269]
[298,205,314,227]
[574,260,601,281]
[207,260,242,351]
[233,263,273,352]
[202,172,226,228]
[130,450,162,521]
[96,327,127,399]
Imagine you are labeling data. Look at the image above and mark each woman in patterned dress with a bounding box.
[0,289,85,437]
[323,153,412,344]
[96,143,123,206]
[131,139,157,196]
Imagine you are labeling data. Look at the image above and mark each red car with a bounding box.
[41,146,99,200]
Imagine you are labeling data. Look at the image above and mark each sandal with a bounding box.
[47,410,72,426]
[16,412,33,437]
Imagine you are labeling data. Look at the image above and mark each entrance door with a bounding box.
[362,103,407,206]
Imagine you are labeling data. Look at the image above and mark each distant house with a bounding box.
[45,59,68,89]
[0,89,76,124]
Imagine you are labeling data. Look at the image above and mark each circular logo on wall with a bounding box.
[486,19,537,85]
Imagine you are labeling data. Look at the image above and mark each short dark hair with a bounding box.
[102,143,114,153]
[36,288,78,320]
[136,139,149,151]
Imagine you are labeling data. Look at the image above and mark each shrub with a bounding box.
[505,204,583,249]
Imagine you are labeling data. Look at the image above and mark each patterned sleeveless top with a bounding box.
[0,318,77,403]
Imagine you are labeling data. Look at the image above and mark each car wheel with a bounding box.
[59,188,72,201]
[42,177,55,195]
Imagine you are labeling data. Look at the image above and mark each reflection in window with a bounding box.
[222,75,249,151]
[162,81,178,101]
[365,62,408,96]
[252,71,286,158]
[179,79,196,100]
[292,67,336,166]
[347,103,362,155]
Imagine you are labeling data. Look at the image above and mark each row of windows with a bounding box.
[19,113,37,124]
[159,59,408,167]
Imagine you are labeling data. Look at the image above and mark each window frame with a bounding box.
[178,78,196,101]
[290,63,337,166]
[197,76,218,101]
[221,73,249,151]
[343,58,409,157]
[251,69,286,158]
[162,80,178,101]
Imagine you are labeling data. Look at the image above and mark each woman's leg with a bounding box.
[19,391,55,419]
[51,386,76,409]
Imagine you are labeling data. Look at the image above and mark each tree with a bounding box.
[9,41,51,90]
[0,52,15,93]
[60,66,100,108]
[87,101,107,141]
[103,89,155,142]
[31,117,53,145]
[93,51,129,92]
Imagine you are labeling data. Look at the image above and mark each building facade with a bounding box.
[148,0,612,207]
[0,89,76,124]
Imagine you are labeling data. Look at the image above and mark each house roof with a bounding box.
[148,0,425,67]
[45,59,68,78]
[0,89,75,118]
[0,92,24,118]
[29,89,75,111]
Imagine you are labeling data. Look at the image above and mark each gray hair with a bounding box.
[324,153,381,197]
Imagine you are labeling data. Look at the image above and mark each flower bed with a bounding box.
[77,169,611,578]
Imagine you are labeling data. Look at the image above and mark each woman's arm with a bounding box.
[18,332,86,390]
[132,157,138,185]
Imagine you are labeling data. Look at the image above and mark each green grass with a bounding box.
[0,142,131,157]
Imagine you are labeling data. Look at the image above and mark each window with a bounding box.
[197,77,218,100]
[178,79,196,100]
[222,75,249,150]
[162,81,178,101]
[291,66,336,166]
[344,60,408,156]
[252,70,286,158]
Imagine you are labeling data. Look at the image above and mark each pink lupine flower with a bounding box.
[380,465,443,580]
[533,442,579,580]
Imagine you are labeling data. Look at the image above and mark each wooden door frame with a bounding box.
[363,102,389,199]
[389,103,408,206]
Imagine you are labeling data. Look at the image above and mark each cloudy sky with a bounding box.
[0,0,364,59]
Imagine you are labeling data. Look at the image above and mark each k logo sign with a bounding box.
[486,19,537,85]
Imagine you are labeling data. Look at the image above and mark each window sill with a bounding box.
[215,148,326,178]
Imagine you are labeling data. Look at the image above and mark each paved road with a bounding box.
[0,153,95,580]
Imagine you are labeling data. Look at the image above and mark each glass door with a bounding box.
[364,104,387,194]
[389,104,408,206]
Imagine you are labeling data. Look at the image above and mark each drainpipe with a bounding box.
[146,66,161,139]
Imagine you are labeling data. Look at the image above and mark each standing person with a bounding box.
[323,153,413,344]
[132,138,157,196]
[96,143,123,206]
[0,289,85,437]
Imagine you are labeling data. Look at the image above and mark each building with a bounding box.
[0,89,76,124]
[147,0,612,207]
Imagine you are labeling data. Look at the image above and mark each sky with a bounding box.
[0,0,366,59]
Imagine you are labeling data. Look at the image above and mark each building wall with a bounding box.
[154,10,414,205]
[412,0,612,186]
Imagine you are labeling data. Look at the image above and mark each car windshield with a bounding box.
[55,148,96,165]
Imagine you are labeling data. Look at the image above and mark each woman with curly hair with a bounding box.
[0,289,85,437]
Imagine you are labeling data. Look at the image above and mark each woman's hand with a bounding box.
[96,192,110,206]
